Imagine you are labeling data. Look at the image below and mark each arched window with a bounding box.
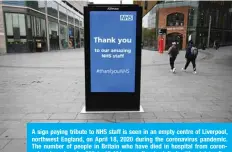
[166,32,183,49]
[167,13,184,26]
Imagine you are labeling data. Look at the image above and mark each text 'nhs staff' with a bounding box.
[94,37,132,59]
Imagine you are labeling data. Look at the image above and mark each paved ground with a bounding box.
[0,46,232,151]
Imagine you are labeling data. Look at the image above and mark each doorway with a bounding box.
[166,33,183,50]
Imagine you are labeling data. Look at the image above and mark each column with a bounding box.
[45,0,50,51]
[73,14,75,49]
[58,3,61,50]
[0,0,6,54]
[66,9,68,49]
[79,17,81,48]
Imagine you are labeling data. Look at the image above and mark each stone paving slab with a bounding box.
[0,139,11,150]
[0,139,26,152]
[49,113,78,120]
[0,127,26,139]
[0,46,231,151]
[129,112,156,119]
[144,118,174,123]
[88,119,116,123]
[154,111,183,119]
[0,114,26,121]
[59,120,87,123]
[116,119,145,123]
[23,114,51,120]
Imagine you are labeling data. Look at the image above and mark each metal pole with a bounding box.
[207,15,211,48]
[120,0,122,4]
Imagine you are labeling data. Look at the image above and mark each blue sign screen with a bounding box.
[90,11,137,92]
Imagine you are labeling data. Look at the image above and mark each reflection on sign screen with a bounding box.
[90,11,137,92]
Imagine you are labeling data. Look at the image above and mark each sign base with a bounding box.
[80,105,144,114]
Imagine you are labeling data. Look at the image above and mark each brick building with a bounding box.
[148,1,232,50]
[158,6,189,49]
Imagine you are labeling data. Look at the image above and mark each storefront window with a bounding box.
[12,14,19,28]
[74,27,80,48]
[5,13,13,35]
[80,28,84,47]
[27,15,31,28]
[210,9,217,28]
[4,13,28,53]
[229,12,232,29]
[36,17,41,36]
[68,25,74,48]
[49,21,59,50]
[60,23,68,49]
[33,16,37,36]
[19,14,26,36]
[41,19,46,37]
[167,13,184,26]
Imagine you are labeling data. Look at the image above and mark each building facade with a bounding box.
[0,0,87,54]
[148,8,156,29]
[148,0,232,50]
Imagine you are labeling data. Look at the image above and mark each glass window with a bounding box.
[31,16,35,36]
[18,14,26,36]
[38,1,46,13]
[228,12,232,29]
[210,9,216,28]
[188,8,194,26]
[33,16,36,36]
[12,13,19,28]
[198,9,205,27]
[47,1,58,18]
[36,17,41,36]
[41,19,46,37]
[59,5,67,21]
[74,27,80,48]
[49,21,59,50]
[27,15,31,28]
[75,17,79,26]
[5,13,13,35]
[68,11,74,24]
[230,13,232,29]
[49,21,58,36]
[167,13,184,26]
[60,23,68,49]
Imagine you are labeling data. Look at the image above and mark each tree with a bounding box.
[142,28,156,47]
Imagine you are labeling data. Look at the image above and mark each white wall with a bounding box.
[0,1,6,54]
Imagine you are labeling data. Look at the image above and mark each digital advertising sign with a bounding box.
[90,11,137,92]
[84,5,142,111]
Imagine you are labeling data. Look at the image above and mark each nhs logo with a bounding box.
[120,15,133,21]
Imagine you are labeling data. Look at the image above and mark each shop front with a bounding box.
[68,25,74,49]
[3,7,47,53]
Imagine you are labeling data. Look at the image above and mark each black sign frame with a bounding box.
[84,4,142,111]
